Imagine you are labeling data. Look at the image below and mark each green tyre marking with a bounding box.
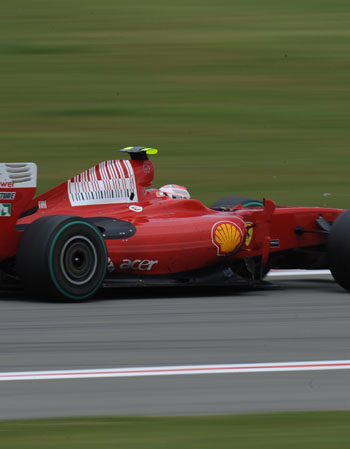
[48,220,107,300]
[243,201,264,207]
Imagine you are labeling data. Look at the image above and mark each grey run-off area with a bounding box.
[1,273,350,419]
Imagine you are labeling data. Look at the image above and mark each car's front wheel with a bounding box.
[17,215,107,301]
[328,210,350,291]
[210,196,264,210]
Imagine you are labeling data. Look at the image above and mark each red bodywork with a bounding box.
[0,156,344,279]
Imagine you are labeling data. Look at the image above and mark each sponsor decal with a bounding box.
[129,205,143,212]
[0,192,16,200]
[38,200,47,209]
[212,221,243,256]
[68,160,138,207]
[107,258,115,273]
[245,223,254,246]
[0,182,14,188]
[0,203,11,217]
[120,259,158,271]
[143,161,152,174]
[270,239,280,248]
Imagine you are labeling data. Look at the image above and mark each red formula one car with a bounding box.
[0,146,349,300]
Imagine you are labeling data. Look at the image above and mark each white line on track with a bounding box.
[267,269,331,277]
[1,360,350,381]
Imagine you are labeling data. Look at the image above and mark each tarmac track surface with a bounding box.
[1,273,350,419]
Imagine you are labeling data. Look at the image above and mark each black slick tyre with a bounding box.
[210,196,264,209]
[328,210,350,291]
[17,215,108,301]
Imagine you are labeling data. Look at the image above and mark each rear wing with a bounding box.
[0,163,37,260]
[0,163,37,189]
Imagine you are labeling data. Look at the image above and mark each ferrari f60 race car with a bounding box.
[0,146,349,301]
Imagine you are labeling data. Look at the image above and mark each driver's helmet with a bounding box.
[159,184,191,199]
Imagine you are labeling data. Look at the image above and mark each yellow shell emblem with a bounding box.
[212,221,243,255]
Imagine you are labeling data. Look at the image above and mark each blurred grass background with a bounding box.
[2,412,350,449]
[1,0,350,206]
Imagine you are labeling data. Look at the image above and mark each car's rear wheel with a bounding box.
[17,215,107,300]
[210,196,264,210]
[328,210,350,291]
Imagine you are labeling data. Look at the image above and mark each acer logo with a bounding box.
[120,259,158,271]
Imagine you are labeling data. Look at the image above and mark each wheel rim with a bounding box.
[59,235,98,285]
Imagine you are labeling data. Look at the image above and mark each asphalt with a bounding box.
[1,274,350,419]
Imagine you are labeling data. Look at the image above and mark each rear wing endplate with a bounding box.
[0,163,37,188]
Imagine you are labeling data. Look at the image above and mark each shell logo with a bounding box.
[212,221,243,256]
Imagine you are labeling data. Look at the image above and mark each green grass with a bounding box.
[1,412,350,449]
[1,0,350,207]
